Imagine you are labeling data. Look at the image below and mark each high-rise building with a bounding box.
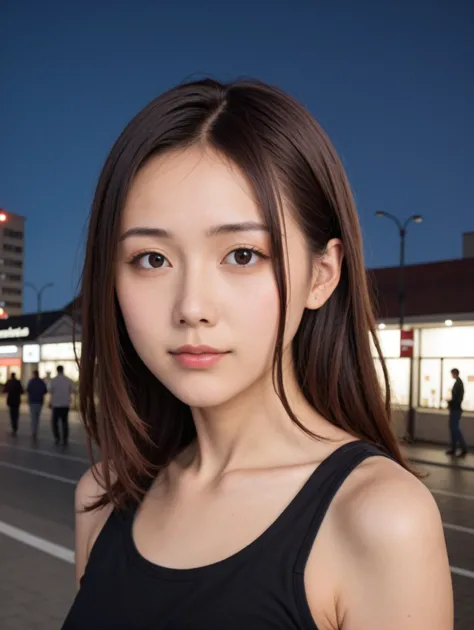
[0,210,25,316]
[463,231,474,259]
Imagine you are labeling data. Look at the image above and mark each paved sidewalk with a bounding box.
[402,442,474,471]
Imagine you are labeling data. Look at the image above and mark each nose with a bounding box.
[172,268,218,328]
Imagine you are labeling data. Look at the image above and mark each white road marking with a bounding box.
[0,461,77,484]
[0,521,74,564]
[430,488,474,501]
[0,442,89,464]
[450,566,474,579]
[443,523,474,536]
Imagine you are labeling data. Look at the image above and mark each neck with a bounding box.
[183,350,331,481]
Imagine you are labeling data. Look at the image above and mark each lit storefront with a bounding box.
[0,310,81,386]
[40,341,81,382]
[373,324,474,412]
[370,254,474,446]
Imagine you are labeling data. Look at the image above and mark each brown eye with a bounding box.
[135,252,170,269]
[224,248,262,267]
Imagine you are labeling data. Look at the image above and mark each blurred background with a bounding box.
[0,0,473,627]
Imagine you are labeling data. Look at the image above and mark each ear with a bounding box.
[305,239,344,310]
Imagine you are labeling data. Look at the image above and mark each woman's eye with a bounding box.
[134,253,170,269]
[223,248,263,266]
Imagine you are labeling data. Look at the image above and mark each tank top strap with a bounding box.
[294,440,392,574]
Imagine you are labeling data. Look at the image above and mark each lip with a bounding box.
[169,345,229,369]
[170,345,224,355]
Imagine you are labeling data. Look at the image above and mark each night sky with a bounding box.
[1,0,472,313]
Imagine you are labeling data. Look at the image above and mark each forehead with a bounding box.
[122,146,262,229]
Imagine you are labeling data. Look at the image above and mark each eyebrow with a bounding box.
[119,221,269,242]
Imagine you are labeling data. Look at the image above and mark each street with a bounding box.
[0,408,473,629]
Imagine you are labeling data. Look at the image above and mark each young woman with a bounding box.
[63,79,453,629]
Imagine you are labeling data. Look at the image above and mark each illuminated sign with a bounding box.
[0,326,29,339]
[0,345,18,354]
[23,344,40,363]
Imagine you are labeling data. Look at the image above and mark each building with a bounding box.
[370,255,474,446]
[463,231,474,258]
[0,309,80,385]
[0,210,25,316]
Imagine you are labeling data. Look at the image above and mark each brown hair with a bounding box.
[80,78,407,511]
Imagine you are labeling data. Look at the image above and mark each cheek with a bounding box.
[116,279,167,344]
[235,280,280,348]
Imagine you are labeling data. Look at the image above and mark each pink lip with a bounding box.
[169,345,229,369]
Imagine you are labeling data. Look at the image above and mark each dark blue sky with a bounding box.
[1,0,472,313]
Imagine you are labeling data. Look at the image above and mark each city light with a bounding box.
[0,213,7,222]
[378,323,386,330]
[445,319,453,327]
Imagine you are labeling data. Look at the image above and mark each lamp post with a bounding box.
[375,212,423,442]
[375,212,423,330]
[25,282,54,338]
[25,282,54,314]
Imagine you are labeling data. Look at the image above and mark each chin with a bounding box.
[152,367,258,410]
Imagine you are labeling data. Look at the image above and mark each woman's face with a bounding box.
[116,146,317,409]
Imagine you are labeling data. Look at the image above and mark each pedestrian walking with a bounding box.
[446,368,467,457]
[3,372,24,437]
[26,370,48,444]
[50,365,74,446]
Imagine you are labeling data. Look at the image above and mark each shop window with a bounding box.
[374,357,410,406]
[419,359,441,408]
[421,326,474,358]
[372,329,401,358]
[41,342,81,361]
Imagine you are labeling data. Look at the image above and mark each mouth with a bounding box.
[169,346,230,369]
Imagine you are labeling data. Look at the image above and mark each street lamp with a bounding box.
[375,211,423,329]
[25,282,54,314]
[375,211,423,442]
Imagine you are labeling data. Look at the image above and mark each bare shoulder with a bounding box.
[335,455,441,535]
[75,463,114,587]
[330,455,453,629]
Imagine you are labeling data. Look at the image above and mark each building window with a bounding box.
[2,287,21,296]
[3,259,22,268]
[0,273,22,282]
[5,301,22,308]
[3,228,24,239]
[3,244,23,254]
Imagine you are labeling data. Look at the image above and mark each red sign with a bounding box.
[400,330,414,357]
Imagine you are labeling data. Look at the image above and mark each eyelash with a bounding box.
[127,246,270,269]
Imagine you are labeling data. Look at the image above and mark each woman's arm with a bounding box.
[333,460,453,630]
[74,465,113,589]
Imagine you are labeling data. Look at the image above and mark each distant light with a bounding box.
[0,213,6,222]
[412,215,423,224]
[375,211,385,218]
[378,323,386,330]
[445,319,453,327]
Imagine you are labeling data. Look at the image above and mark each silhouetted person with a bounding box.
[27,370,48,444]
[50,365,74,446]
[4,373,24,437]
[446,368,467,457]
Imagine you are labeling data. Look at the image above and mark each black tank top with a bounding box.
[62,441,390,630]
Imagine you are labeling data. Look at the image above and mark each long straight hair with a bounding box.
[80,78,405,511]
